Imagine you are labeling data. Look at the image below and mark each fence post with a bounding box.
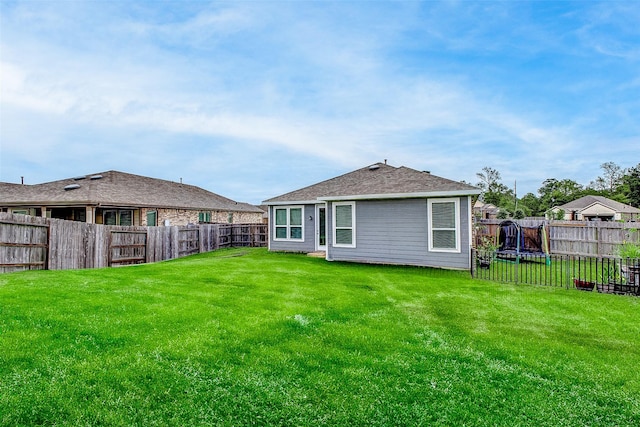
[470,248,475,277]
[170,226,179,260]
[199,224,206,253]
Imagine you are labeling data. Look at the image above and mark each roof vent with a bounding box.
[369,164,380,171]
[64,184,81,191]
[90,174,103,180]
[73,176,86,181]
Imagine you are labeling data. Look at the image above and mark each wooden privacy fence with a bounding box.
[475,219,640,257]
[0,215,49,271]
[0,212,268,273]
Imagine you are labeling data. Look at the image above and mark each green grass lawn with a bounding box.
[1,248,639,426]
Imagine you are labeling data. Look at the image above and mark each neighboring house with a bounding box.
[0,171,263,226]
[473,200,499,219]
[549,195,640,221]
[263,162,481,270]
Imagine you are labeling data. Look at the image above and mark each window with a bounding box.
[333,202,355,248]
[428,198,460,252]
[104,210,117,225]
[227,212,234,223]
[147,211,157,226]
[119,210,132,226]
[274,206,304,241]
[199,212,211,223]
[103,209,133,226]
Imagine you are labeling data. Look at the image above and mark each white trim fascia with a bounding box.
[315,203,328,252]
[263,200,318,206]
[427,198,461,253]
[332,201,356,249]
[468,197,473,252]
[272,205,305,242]
[267,207,272,251]
[318,189,481,202]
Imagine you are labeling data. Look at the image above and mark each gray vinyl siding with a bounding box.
[268,204,316,253]
[327,197,472,269]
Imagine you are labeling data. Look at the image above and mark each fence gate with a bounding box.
[0,219,49,273]
[109,230,147,267]
[178,227,200,257]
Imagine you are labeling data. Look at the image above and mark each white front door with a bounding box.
[316,204,327,251]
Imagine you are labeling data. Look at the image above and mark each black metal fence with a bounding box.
[471,249,640,296]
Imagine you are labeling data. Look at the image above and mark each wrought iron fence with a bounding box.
[471,249,640,296]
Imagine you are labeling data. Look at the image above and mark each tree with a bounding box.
[518,192,540,217]
[476,167,511,206]
[537,178,583,214]
[624,163,640,208]
[497,209,510,219]
[553,209,565,220]
[476,167,501,194]
[589,162,625,194]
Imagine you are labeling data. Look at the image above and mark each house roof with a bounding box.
[557,195,640,214]
[0,171,263,213]
[263,162,480,204]
[473,200,498,210]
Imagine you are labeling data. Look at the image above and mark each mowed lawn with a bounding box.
[1,248,639,426]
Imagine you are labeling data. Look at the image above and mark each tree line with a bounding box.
[475,162,640,219]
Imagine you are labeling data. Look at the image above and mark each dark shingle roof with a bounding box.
[0,171,262,213]
[558,195,640,214]
[263,163,480,204]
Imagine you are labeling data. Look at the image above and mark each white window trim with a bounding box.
[273,206,305,242]
[315,203,328,251]
[332,201,356,248]
[428,198,461,253]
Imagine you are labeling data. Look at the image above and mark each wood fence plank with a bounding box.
[476,219,639,257]
[1,213,268,273]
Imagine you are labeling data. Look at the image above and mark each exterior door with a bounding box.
[316,205,327,251]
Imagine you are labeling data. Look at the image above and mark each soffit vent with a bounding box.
[64,184,81,191]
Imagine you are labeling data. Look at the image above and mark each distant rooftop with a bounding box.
[0,170,262,213]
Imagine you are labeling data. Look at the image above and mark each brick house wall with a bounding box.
[140,208,262,226]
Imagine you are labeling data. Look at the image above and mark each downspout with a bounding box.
[267,206,272,251]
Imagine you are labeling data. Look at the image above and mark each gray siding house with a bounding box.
[263,162,481,270]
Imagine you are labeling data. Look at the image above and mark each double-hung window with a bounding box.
[274,206,304,241]
[333,202,356,248]
[428,198,460,252]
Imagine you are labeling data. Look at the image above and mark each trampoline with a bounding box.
[496,220,551,265]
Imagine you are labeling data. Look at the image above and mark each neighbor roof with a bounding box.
[0,171,262,213]
[558,195,640,214]
[263,163,480,204]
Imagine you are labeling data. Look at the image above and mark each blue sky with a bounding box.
[1,1,639,204]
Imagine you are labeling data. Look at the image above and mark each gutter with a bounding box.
[263,190,481,205]
[317,189,482,202]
